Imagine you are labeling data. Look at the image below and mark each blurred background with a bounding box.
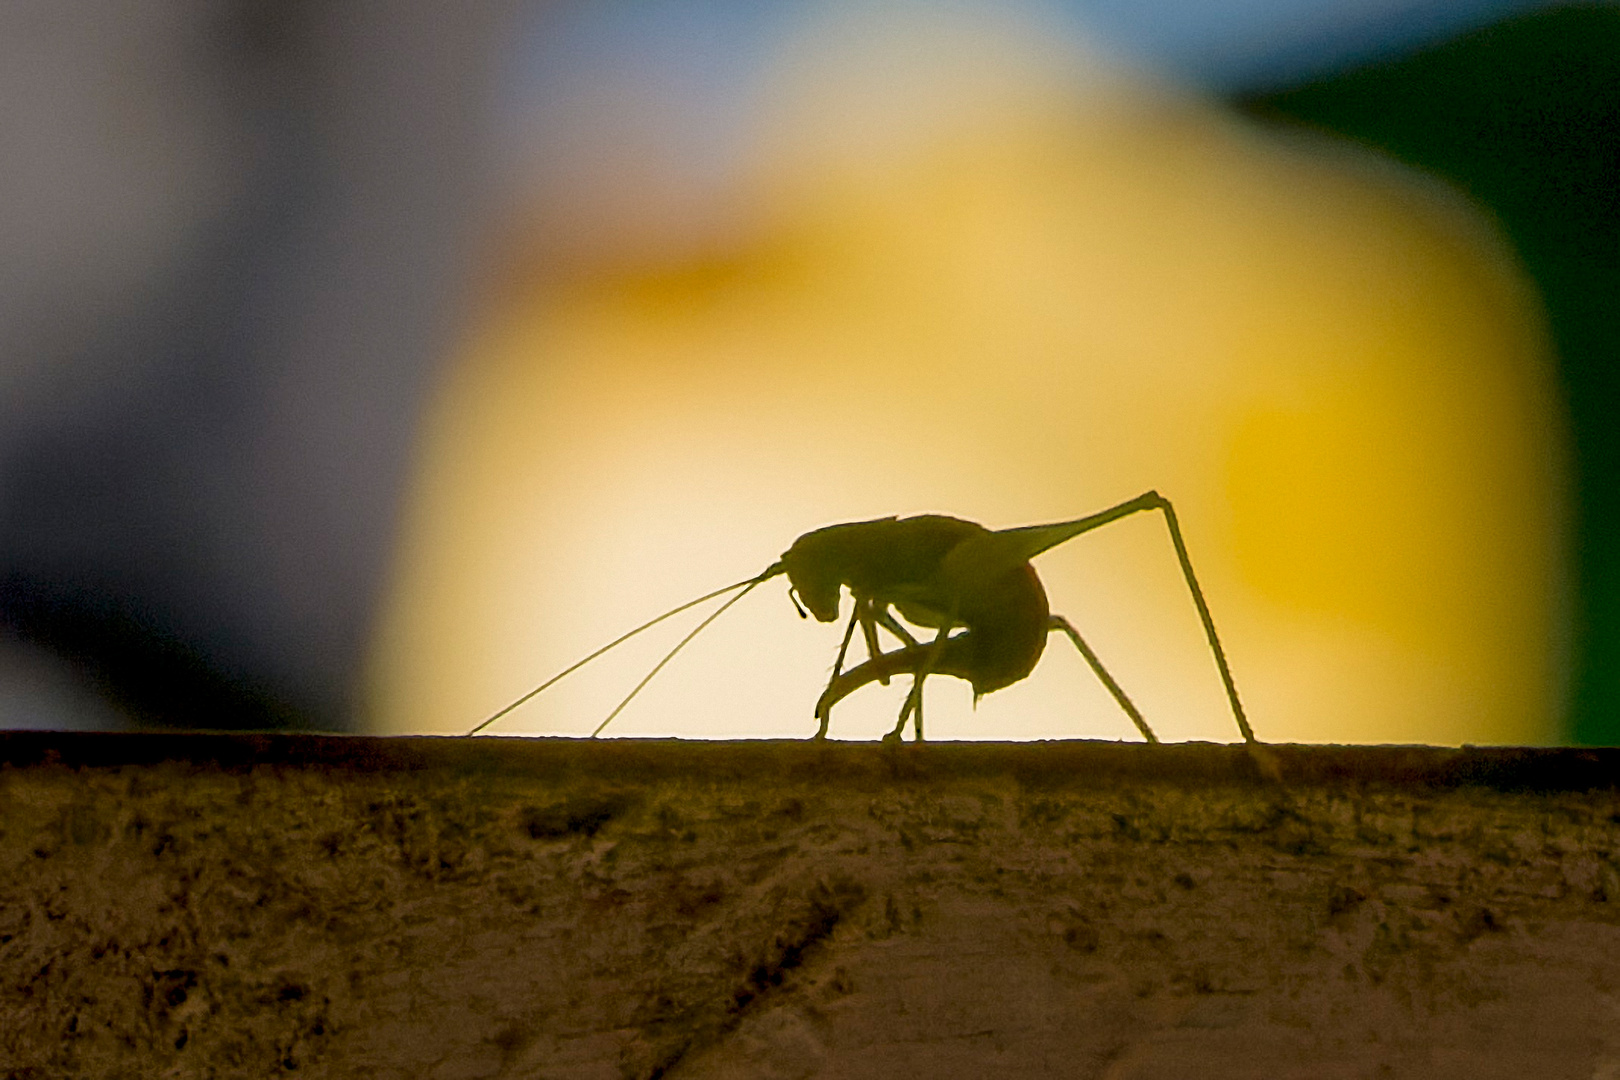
[1,0,1613,744]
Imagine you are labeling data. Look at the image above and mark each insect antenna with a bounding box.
[591,574,769,737]
[467,566,781,736]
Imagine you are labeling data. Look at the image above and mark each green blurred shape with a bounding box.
[1238,5,1620,744]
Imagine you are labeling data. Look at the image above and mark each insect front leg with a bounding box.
[817,607,863,739]
[849,598,922,691]
[855,596,895,686]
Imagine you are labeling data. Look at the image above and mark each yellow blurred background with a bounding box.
[364,5,1567,744]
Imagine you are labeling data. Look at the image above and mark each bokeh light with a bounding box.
[365,2,1567,744]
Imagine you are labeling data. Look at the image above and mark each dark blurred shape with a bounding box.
[1081,0,1562,89]
[0,577,301,730]
[1238,4,1620,743]
[0,2,514,730]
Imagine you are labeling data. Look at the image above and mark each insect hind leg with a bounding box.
[1150,494,1255,744]
[1009,491,1255,744]
[1049,615,1158,743]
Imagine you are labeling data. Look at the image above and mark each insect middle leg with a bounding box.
[872,606,919,648]
[890,616,955,742]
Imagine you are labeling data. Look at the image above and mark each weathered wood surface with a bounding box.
[2,735,1619,1079]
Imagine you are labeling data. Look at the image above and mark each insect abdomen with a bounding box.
[950,562,1049,694]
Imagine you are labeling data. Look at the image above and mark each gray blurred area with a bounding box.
[0,2,518,729]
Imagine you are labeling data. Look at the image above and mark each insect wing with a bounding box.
[933,531,1034,594]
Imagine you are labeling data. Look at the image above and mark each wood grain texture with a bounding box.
[2,736,1618,1078]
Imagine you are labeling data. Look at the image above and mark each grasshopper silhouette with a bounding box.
[467,491,1254,744]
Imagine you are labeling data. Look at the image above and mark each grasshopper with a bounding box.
[467,491,1253,744]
